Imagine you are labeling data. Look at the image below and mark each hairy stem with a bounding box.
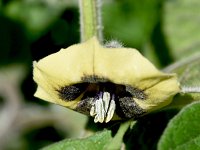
[181,86,200,93]
[162,54,200,73]
[79,0,103,42]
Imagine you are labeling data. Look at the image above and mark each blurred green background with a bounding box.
[0,0,200,149]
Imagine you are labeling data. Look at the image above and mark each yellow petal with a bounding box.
[34,86,55,103]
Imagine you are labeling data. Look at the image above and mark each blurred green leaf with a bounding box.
[164,54,200,86]
[0,13,30,66]
[163,54,200,108]
[163,0,200,60]
[3,0,77,40]
[103,0,159,48]
[158,102,200,150]
[178,60,200,88]
[42,130,112,150]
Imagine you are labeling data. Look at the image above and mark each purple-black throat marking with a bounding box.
[57,77,147,123]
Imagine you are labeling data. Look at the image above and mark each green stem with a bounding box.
[79,0,103,42]
[105,120,135,150]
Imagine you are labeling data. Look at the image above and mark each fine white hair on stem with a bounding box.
[104,40,124,48]
[181,86,200,93]
[78,0,83,40]
[95,0,103,41]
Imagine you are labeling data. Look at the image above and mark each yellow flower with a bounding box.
[33,37,180,123]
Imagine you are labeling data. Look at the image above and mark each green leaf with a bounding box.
[158,102,200,150]
[163,0,200,60]
[42,129,112,150]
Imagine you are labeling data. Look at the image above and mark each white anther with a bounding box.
[95,98,104,123]
[90,92,116,123]
[105,99,116,123]
[90,105,96,117]
[94,115,99,123]
[102,92,110,115]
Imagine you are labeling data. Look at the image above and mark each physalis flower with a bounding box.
[33,37,180,123]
